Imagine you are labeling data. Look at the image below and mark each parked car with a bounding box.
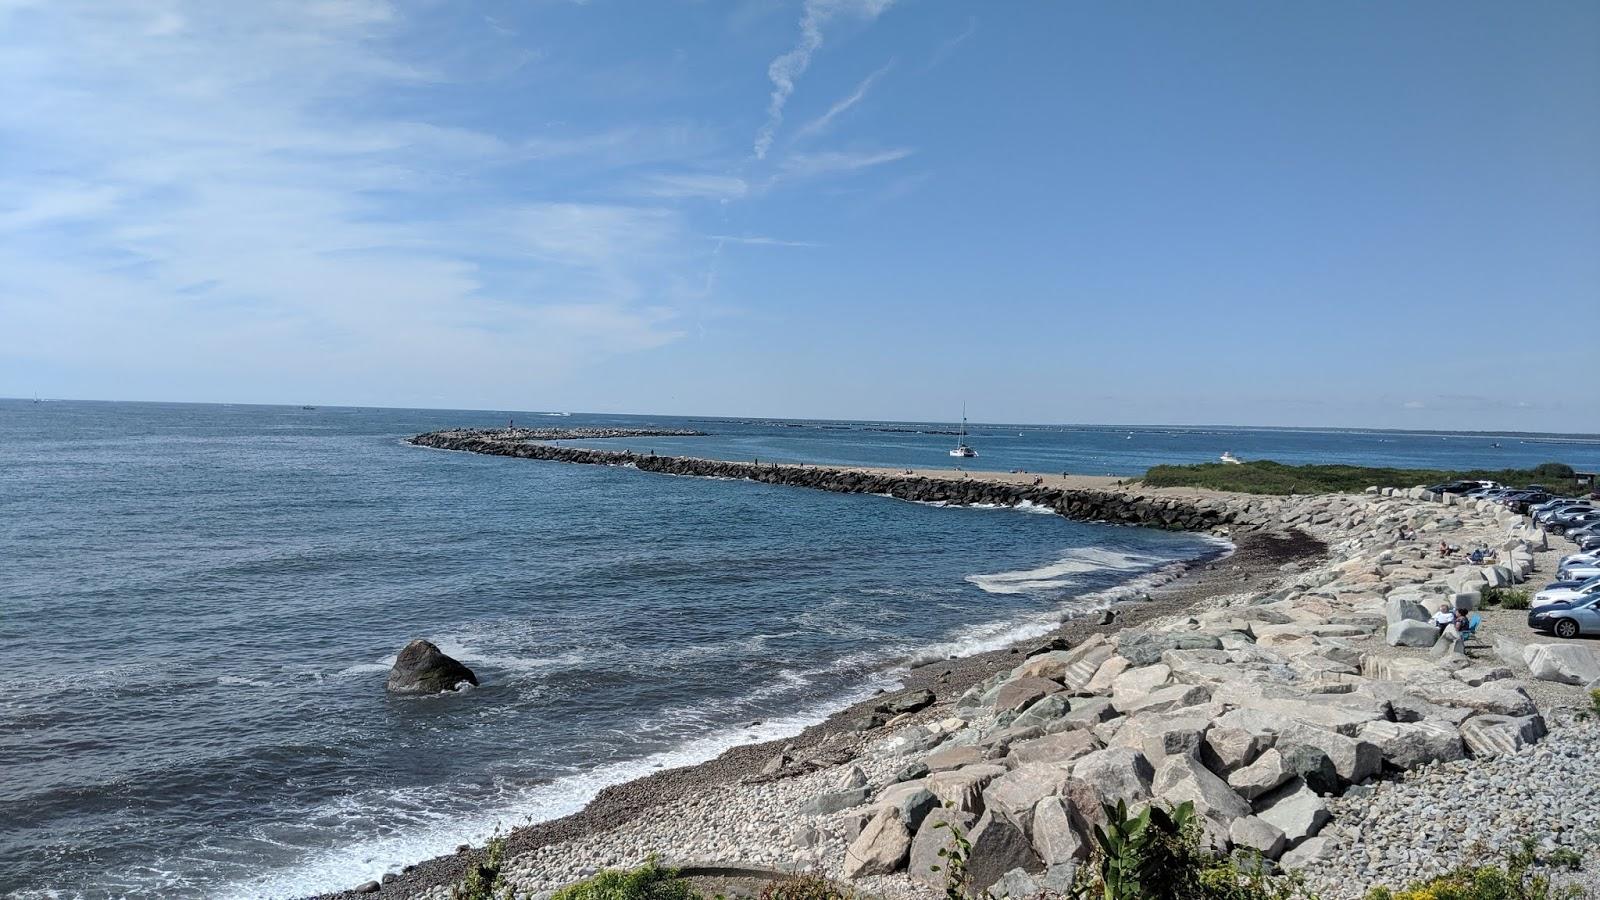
[1531,497,1579,515]
[1504,490,1553,512]
[1541,576,1596,593]
[1528,592,1600,638]
[1558,562,1600,581]
[1428,479,1499,495]
[1536,501,1592,523]
[1568,521,1600,540]
[1554,511,1600,535]
[1579,534,1600,553]
[1559,549,1600,569]
[1533,575,1600,609]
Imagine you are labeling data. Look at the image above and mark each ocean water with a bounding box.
[2,401,1595,900]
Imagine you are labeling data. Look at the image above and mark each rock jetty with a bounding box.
[470,427,706,441]
[348,482,1593,900]
[413,429,1283,534]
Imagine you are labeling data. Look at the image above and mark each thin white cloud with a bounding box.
[793,61,892,141]
[753,0,896,160]
[638,173,751,200]
[706,234,820,247]
[925,16,976,70]
[777,147,913,179]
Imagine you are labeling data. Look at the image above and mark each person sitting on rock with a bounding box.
[1432,606,1456,632]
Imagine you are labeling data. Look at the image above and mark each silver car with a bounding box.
[1528,593,1600,638]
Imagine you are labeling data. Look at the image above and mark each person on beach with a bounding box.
[1432,606,1456,632]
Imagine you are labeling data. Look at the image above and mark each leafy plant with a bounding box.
[1499,590,1533,611]
[1588,688,1600,716]
[549,858,700,900]
[451,833,514,900]
[929,816,984,900]
[1073,800,1318,900]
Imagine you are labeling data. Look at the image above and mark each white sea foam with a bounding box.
[216,675,282,689]
[215,679,893,900]
[964,546,1165,595]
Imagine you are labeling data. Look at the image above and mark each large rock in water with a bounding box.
[386,640,479,694]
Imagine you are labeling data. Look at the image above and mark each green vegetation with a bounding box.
[1484,587,1532,610]
[1073,800,1317,900]
[1362,838,1583,899]
[450,834,513,900]
[929,816,978,900]
[1589,687,1600,716]
[1140,460,1587,496]
[549,858,698,900]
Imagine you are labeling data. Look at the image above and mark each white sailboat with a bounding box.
[950,408,978,458]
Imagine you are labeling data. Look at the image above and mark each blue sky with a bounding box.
[1,1,1595,430]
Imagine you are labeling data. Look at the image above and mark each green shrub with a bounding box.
[1483,587,1532,609]
[1139,460,1586,496]
[549,858,699,900]
[1075,799,1317,900]
[1532,462,1576,480]
[451,834,512,900]
[1589,688,1600,715]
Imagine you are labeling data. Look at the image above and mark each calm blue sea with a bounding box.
[2,400,1595,900]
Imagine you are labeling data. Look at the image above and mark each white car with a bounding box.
[1560,549,1600,569]
[1536,502,1592,523]
[1559,563,1600,582]
[1534,576,1600,608]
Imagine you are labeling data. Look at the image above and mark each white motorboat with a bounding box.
[1220,451,1243,465]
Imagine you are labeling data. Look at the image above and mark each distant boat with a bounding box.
[1220,451,1243,465]
[1126,432,1133,440]
[1491,442,1502,448]
[950,407,978,458]
[301,405,316,410]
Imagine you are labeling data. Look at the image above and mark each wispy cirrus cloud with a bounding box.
[793,61,893,142]
[777,147,914,180]
[753,0,896,160]
[636,173,751,200]
[925,16,976,70]
[706,234,821,247]
[0,1,704,402]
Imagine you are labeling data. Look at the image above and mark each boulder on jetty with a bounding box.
[386,639,479,694]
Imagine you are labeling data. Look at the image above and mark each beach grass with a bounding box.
[1139,460,1586,496]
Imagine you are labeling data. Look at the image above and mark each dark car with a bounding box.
[1554,510,1600,534]
[1529,595,1600,639]
[1505,490,1554,512]
[1428,480,1494,495]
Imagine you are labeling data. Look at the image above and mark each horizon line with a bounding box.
[5,396,1599,441]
